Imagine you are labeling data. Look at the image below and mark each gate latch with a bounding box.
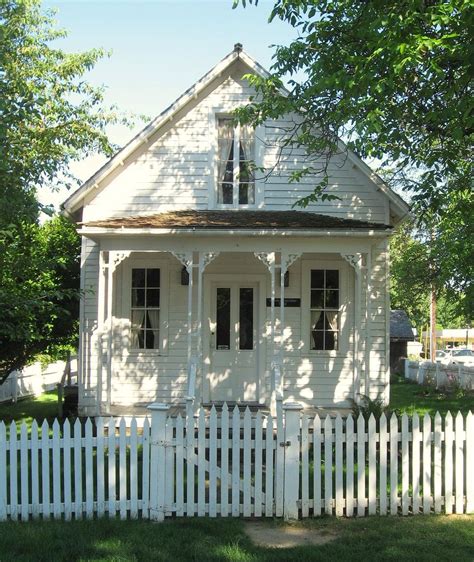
[279,440,291,447]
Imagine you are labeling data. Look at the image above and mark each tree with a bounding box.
[0,0,128,380]
[234,0,473,216]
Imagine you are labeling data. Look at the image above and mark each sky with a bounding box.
[40,0,296,211]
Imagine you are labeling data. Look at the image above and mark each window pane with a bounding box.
[311,331,324,350]
[147,289,160,308]
[311,310,324,331]
[311,290,324,308]
[325,289,339,308]
[218,118,234,205]
[311,270,324,288]
[132,268,146,288]
[326,270,339,289]
[239,288,253,350]
[147,268,160,287]
[326,331,337,350]
[132,288,145,307]
[216,288,231,350]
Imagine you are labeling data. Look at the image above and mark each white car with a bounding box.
[440,348,474,366]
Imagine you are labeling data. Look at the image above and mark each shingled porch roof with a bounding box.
[82,210,391,231]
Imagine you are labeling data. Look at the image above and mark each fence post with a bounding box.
[147,403,169,522]
[283,402,303,520]
[404,359,409,380]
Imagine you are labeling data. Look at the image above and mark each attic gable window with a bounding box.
[217,117,255,206]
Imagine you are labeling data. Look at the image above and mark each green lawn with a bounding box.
[0,390,59,430]
[390,374,474,417]
[0,516,472,561]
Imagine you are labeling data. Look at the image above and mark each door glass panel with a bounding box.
[216,288,231,350]
[239,288,254,350]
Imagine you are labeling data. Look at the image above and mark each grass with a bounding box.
[0,390,59,430]
[390,374,474,417]
[0,515,472,561]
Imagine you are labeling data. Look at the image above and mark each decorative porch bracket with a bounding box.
[341,253,364,404]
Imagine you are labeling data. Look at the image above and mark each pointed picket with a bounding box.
[433,412,442,513]
[129,418,138,519]
[0,422,6,521]
[165,416,174,517]
[107,417,116,517]
[95,418,105,518]
[31,420,40,519]
[175,415,184,517]
[313,414,322,516]
[186,407,195,517]
[324,415,333,515]
[422,413,432,514]
[254,411,263,518]
[412,414,420,515]
[41,420,50,520]
[20,422,29,520]
[265,414,274,517]
[221,403,230,517]
[231,405,241,517]
[401,414,409,515]
[367,414,376,515]
[454,412,464,513]
[379,414,388,515]
[73,418,83,519]
[334,414,344,516]
[197,408,206,517]
[275,402,285,517]
[345,415,354,517]
[63,420,72,520]
[52,419,62,519]
[390,414,398,515]
[141,417,150,518]
[444,412,454,514]
[466,412,474,514]
[209,406,218,517]
[9,422,18,520]
[301,413,310,518]
[357,414,365,517]
[243,408,252,517]
[119,417,127,520]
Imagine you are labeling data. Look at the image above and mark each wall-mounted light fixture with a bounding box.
[181,266,189,286]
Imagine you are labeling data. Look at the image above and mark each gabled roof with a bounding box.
[390,310,415,341]
[62,44,270,215]
[62,44,409,221]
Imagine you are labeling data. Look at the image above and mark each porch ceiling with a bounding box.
[83,210,391,231]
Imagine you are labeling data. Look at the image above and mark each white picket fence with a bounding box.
[0,404,473,522]
[0,358,77,404]
[405,359,474,390]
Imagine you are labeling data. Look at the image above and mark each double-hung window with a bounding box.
[310,269,340,350]
[217,117,255,206]
[130,268,160,350]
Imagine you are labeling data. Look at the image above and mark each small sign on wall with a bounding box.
[266,298,301,308]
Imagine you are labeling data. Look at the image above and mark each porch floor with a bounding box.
[103,403,352,419]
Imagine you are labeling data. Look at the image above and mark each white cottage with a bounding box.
[62,45,409,417]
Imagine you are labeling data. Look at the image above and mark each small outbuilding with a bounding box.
[390,310,415,373]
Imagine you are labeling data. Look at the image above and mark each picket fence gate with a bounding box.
[0,402,473,522]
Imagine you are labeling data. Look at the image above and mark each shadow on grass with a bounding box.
[0,515,473,562]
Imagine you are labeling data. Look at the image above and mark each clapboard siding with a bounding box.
[82,69,389,223]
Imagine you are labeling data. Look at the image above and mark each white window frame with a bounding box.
[208,106,264,209]
[122,256,169,356]
[301,258,349,357]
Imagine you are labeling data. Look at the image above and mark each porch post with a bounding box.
[342,253,363,403]
[105,252,130,413]
[96,250,107,414]
[279,252,302,400]
[254,252,277,410]
[366,249,372,397]
[197,252,219,404]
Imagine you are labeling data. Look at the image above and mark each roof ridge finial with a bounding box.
[234,42,243,54]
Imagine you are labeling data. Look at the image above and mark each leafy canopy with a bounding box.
[0,0,127,379]
[233,0,473,215]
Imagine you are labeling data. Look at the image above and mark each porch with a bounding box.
[78,211,387,416]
